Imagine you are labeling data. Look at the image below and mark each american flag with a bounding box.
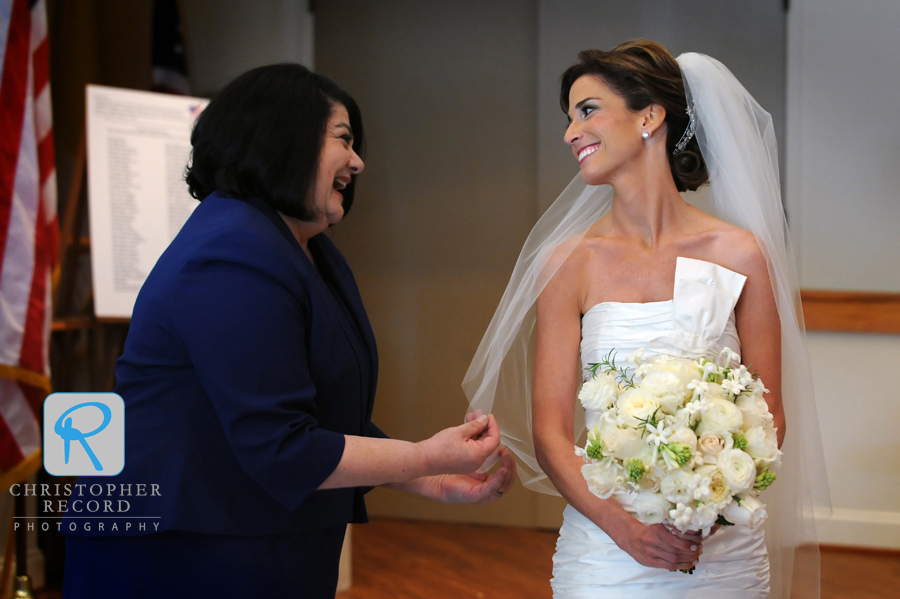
[0,0,58,485]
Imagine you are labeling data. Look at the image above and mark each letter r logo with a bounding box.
[44,393,124,476]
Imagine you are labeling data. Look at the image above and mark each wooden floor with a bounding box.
[338,519,900,599]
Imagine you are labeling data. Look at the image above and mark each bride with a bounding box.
[464,40,828,598]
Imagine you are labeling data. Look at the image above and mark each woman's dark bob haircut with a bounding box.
[186,63,364,220]
[560,40,708,192]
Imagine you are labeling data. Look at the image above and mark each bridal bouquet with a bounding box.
[575,348,781,537]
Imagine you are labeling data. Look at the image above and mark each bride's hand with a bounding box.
[431,446,516,504]
[619,520,703,571]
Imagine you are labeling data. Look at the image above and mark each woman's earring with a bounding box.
[642,131,650,139]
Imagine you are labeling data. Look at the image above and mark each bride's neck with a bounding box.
[608,168,687,248]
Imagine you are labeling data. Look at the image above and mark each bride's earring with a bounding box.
[642,131,650,139]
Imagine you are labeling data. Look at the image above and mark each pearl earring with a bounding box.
[642,131,650,139]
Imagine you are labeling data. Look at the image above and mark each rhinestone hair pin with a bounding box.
[673,100,696,155]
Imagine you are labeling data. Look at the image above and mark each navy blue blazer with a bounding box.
[64,192,385,536]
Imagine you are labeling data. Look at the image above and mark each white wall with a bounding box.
[787,0,900,548]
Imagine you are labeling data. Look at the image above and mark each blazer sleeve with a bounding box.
[365,421,389,439]
[168,247,345,512]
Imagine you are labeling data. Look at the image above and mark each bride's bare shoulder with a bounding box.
[691,210,768,278]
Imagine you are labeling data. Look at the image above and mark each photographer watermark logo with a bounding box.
[44,393,124,476]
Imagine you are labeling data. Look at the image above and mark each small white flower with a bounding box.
[692,473,713,501]
[669,502,694,531]
[644,420,671,448]
[626,348,646,365]
[721,378,745,396]
[731,365,754,387]
[717,347,741,368]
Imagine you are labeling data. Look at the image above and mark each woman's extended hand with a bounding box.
[618,519,703,571]
[431,446,516,504]
[417,414,501,475]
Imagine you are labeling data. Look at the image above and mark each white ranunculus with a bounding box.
[694,464,732,505]
[660,469,696,504]
[744,426,781,467]
[598,423,644,459]
[667,426,698,452]
[579,372,619,412]
[582,459,623,499]
[632,491,673,525]
[717,449,757,494]
[617,388,660,428]
[698,431,734,464]
[696,398,744,435]
[724,495,768,529]
[639,371,686,415]
[735,395,773,431]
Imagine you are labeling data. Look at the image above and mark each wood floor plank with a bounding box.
[338,519,900,599]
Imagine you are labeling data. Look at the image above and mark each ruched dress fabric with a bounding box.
[551,257,771,599]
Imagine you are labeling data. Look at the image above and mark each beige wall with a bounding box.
[787,0,900,548]
[315,0,546,526]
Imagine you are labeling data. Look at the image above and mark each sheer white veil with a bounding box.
[463,52,830,598]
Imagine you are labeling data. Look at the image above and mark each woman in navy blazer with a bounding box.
[63,64,515,598]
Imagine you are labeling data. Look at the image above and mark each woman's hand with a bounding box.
[431,446,516,504]
[417,414,501,475]
[617,519,703,571]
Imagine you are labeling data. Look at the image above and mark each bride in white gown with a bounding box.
[464,40,829,598]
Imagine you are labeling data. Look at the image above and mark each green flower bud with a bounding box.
[626,459,645,482]
[754,468,777,491]
[663,442,693,468]
[733,433,748,450]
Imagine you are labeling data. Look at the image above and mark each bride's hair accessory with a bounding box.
[672,100,696,155]
[463,47,830,598]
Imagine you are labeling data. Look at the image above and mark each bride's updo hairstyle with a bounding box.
[560,39,708,192]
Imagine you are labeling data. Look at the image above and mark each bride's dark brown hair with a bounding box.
[560,39,708,192]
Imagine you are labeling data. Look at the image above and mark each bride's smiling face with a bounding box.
[564,75,648,185]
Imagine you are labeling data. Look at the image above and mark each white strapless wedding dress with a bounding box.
[551,257,770,599]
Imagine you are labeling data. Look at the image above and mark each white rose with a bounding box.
[717,448,757,494]
[599,423,644,459]
[632,491,673,525]
[617,388,660,428]
[723,495,768,529]
[694,464,732,505]
[698,431,734,464]
[743,426,781,467]
[735,395,773,431]
[696,398,744,435]
[582,460,623,499]
[578,373,619,412]
[660,469,696,504]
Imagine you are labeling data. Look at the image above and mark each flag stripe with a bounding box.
[32,35,46,94]
[0,0,30,276]
[18,194,47,378]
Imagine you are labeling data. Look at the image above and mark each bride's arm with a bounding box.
[732,241,786,448]
[532,261,701,572]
